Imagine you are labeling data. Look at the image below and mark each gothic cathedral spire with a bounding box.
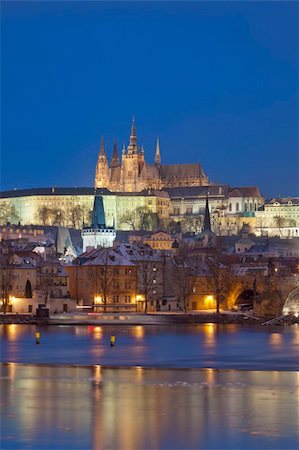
[99,136,107,158]
[95,136,109,188]
[155,137,161,167]
[110,142,120,168]
[127,116,139,154]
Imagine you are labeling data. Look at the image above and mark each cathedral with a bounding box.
[94,119,209,192]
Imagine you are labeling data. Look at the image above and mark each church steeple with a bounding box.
[110,142,120,168]
[155,137,161,167]
[127,117,139,154]
[203,195,212,232]
[99,136,107,158]
[95,136,109,188]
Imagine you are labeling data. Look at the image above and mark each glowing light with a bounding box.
[205,295,216,308]
[136,295,145,302]
[94,296,102,304]
[93,326,103,340]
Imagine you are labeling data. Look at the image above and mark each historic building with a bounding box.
[94,119,209,192]
[255,197,299,237]
[81,195,116,252]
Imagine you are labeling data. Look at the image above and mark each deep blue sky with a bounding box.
[1,1,298,197]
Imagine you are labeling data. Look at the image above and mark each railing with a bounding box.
[261,314,293,326]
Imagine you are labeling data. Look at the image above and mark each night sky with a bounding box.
[1,1,298,198]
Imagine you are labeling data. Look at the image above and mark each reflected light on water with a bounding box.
[92,327,103,340]
[203,323,216,348]
[135,366,144,383]
[132,326,144,339]
[3,324,19,341]
[270,332,283,347]
[75,327,89,336]
[8,362,16,380]
[206,368,215,385]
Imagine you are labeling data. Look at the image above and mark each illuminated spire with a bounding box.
[127,116,138,154]
[155,137,161,167]
[110,142,120,167]
[99,137,106,158]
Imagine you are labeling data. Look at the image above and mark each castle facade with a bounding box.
[95,119,209,192]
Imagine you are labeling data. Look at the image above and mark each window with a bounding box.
[28,305,33,313]
[125,282,131,289]
[229,203,232,212]
[245,203,248,212]
[236,203,239,212]
[113,268,119,275]
[186,207,193,215]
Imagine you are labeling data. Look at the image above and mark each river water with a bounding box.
[1,324,299,449]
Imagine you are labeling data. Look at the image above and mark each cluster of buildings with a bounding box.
[1,119,298,317]
[1,195,298,317]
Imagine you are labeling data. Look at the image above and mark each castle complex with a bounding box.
[1,118,268,235]
[95,119,209,192]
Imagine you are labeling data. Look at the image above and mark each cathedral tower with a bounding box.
[95,137,109,188]
[121,118,144,192]
[110,142,120,168]
[155,137,161,168]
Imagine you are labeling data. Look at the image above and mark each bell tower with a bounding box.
[95,137,110,188]
[121,118,143,192]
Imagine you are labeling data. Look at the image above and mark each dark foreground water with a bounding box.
[1,365,298,450]
[1,324,299,449]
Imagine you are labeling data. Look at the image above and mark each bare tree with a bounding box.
[66,204,83,229]
[0,202,20,225]
[205,253,234,314]
[120,210,138,230]
[52,208,65,226]
[255,217,266,236]
[120,207,160,231]
[173,245,194,312]
[36,206,52,226]
[181,216,203,234]
[273,215,286,236]
[87,248,114,312]
[288,218,296,227]
[137,247,163,313]
[0,241,15,313]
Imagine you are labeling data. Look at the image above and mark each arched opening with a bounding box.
[25,280,32,298]
[282,288,299,316]
[234,289,258,311]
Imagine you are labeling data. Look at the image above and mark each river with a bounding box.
[1,324,299,449]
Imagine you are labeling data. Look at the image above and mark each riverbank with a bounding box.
[0,312,273,326]
[1,312,298,326]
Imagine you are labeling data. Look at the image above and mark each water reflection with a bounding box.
[202,323,216,349]
[269,332,283,347]
[1,324,299,370]
[1,365,298,450]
